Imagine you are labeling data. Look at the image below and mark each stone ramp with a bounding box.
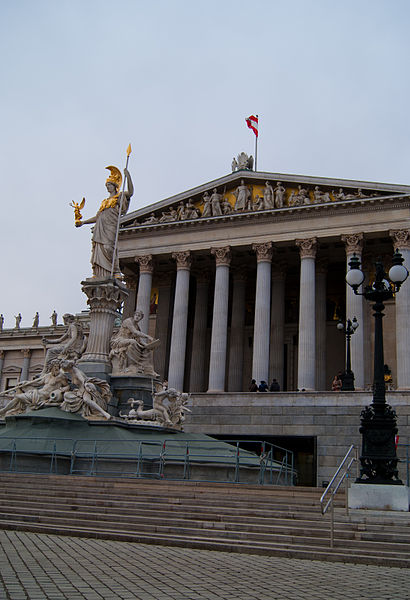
[0,473,409,567]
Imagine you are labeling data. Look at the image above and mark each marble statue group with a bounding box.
[0,160,190,430]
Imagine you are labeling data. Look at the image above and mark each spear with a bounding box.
[110,143,132,278]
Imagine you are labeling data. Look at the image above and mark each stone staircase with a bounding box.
[0,473,409,567]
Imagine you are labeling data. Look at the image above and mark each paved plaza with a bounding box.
[0,531,409,599]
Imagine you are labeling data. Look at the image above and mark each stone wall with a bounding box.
[184,391,410,486]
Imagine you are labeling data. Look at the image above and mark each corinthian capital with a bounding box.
[123,274,138,290]
[252,241,273,263]
[21,348,31,359]
[135,254,153,274]
[211,246,232,267]
[172,251,191,270]
[296,237,318,259]
[341,232,364,255]
[0,350,5,359]
[390,229,410,251]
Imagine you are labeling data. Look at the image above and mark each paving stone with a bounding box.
[1,530,410,599]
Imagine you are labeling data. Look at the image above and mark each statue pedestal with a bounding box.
[110,375,160,416]
[78,278,128,381]
[348,483,410,511]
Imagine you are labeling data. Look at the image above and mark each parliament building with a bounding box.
[1,158,410,485]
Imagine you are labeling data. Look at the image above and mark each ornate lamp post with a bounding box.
[346,250,408,484]
[337,317,359,391]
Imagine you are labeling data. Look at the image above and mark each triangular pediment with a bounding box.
[120,169,410,231]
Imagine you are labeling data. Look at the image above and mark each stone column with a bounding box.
[168,251,191,390]
[154,272,173,380]
[208,247,232,392]
[228,268,247,391]
[390,229,410,389]
[252,242,273,385]
[0,350,4,389]
[122,275,138,319]
[269,264,286,390]
[342,233,365,389]
[135,255,153,334]
[20,349,31,382]
[79,278,128,379]
[190,271,210,392]
[296,238,317,391]
[315,259,327,391]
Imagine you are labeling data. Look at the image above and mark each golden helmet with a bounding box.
[105,165,122,190]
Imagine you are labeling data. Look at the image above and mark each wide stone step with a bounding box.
[2,509,409,554]
[0,518,408,568]
[0,474,324,500]
[0,497,342,527]
[0,505,357,540]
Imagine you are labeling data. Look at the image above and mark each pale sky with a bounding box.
[1,0,410,328]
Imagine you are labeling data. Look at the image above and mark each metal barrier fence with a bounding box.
[0,437,295,485]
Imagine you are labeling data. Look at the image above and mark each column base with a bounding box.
[348,483,410,511]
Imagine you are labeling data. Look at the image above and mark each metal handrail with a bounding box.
[320,444,358,548]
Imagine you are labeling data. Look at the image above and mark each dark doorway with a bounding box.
[212,435,316,487]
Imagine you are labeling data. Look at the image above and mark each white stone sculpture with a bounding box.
[60,360,111,420]
[32,312,39,328]
[109,310,160,376]
[210,189,223,216]
[221,198,233,215]
[143,213,159,225]
[42,313,86,372]
[120,386,191,429]
[50,310,57,326]
[202,192,212,217]
[233,180,251,211]
[0,360,70,418]
[263,181,274,209]
[274,182,286,208]
[15,313,22,329]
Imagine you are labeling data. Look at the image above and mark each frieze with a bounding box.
[127,186,407,230]
[390,229,410,251]
[211,246,232,267]
[296,238,318,259]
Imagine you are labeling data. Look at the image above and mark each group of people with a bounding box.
[249,379,281,392]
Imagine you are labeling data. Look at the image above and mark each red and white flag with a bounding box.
[245,114,258,137]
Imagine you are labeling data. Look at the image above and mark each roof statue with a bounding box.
[232,152,254,172]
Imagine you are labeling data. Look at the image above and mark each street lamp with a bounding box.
[346,250,408,484]
[337,317,359,391]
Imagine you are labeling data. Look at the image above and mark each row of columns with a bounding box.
[129,229,410,392]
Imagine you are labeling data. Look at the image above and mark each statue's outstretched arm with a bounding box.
[81,214,97,226]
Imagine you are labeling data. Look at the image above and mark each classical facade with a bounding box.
[118,167,410,394]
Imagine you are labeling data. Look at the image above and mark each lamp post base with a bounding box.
[348,483,409,511]
[356,403,402,485]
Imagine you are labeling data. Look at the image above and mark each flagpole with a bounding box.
[110,143,132,278]
[255,114,258,171]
